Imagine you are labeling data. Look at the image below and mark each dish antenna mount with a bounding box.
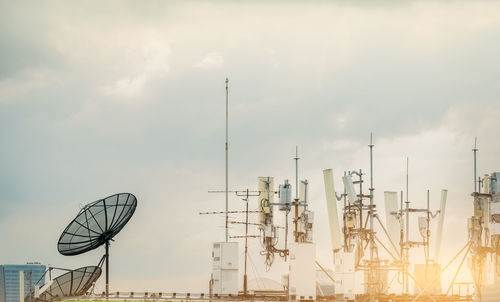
[57,193,137,298]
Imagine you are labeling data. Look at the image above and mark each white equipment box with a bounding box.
[212,242,239,295]
[289,242,316,301]
[333,251,363,300]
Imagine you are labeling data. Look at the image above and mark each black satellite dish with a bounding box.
[57,193,137,297]
[38,266,102,301]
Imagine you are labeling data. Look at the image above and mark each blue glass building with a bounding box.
[0,264,46,302]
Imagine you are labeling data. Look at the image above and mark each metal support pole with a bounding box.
[294,146,299,199]
[473,137,478,193]
[294,200,299,243]
[446,245,471,295]
[406,157,409,203]
[369,133,374,231]
[105,240,109,299]
[374,214,399,256]
[405,158,410,294]
[244,189,248,296]
[284,209,289,261]
[405,198,410,294]
[400,190,404,295]
[368,133,376,297]
[315,261,335,284]
[225,77,229,242]
[426,190,430,261]
[294,147,300,244]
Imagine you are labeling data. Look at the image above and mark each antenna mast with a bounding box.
[369,133,375,234]
[294,146,299,199]
[225,77,229,242]
[367,132,377,297]
[473,137,478,193]
[405,157,410,294]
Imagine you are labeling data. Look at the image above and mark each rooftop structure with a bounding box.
[0,264,46,302]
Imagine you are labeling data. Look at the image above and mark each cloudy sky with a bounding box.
[1,0,500,294]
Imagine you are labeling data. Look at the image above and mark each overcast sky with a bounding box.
[1,0,500,294]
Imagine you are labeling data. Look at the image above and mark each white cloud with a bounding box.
[195,52,224,69]
[100,39,171,98]
[0,69,55,101]
[103,73,149,98]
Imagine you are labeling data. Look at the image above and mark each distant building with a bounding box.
[0,264,46,302]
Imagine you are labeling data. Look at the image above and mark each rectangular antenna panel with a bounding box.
[299,180,309,216]
[418,216,428,238]
[491,173,500,226]
[491,172,500,194]
[434,189,447,261]
[342,175,357,203]
[323,169,342,251]
[279,181,292,211]
[258,177,274,228]
[384,191,400,249]
[483,175,490,229]
[299,180,309,203]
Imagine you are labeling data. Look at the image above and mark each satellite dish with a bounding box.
[58,193,137,256]
[38,266,102,301]
[57,193,137,297]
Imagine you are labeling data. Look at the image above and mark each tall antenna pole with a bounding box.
[293,147,300,243]
[426,189,430,262]
[473,137,478,193]
[400,190,404,295]
[368,133,375,297]
[406,157,409,203]
[405,157,410,294]
[294,146,299,199]
[369,133,374,232]
[225,77,229,242]
[244,189,249,296]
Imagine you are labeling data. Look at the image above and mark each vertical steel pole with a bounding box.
[294,147,299,243]
[427,189,430,261]
[404,157,411,296]
[244,189,248,296]
[405,190,410,294]
[406,157,409,203]
[105,240,109,299]
[368,133,375,296]
[225,77,229,242]
[473,137,478,193]
[400,191,404,295]
[369,134,374,235]
[294,146,299,199]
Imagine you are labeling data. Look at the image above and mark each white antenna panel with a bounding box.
[258,177,274,229]
[279,180,292,211]
[483,175,490,229]
[323,169,342,251]
[434,189,447,261]
[299,180,309,203]
[299,180,309,216]
[418,216,428,239]
[342,175,357,203]
[384,191,400,247]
